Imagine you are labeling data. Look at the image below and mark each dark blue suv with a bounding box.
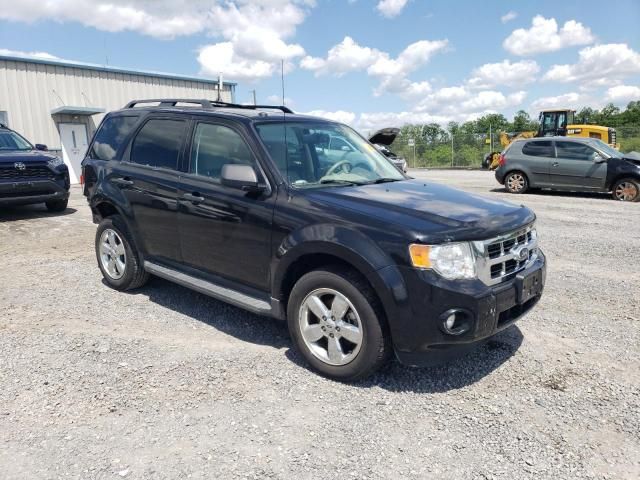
[0,124,70,211]
[82,99,546,381]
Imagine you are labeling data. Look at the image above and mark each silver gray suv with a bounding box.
[495,136,640,202]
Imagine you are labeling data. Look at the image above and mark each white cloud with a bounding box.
[376,0,409,18]
[504,15,594,56]
[301,36,447,100]
[530,92,585,111]
[501,11,517,23]
[266,94,295,106]
[304,110,357,126]
[467,59,540,88]
[605,85,640,102]
[0,0,210,38]
[0,48,59,60]
[301,37,384,77]
[543,43,640,85]
[0,0,315,82]
[414,86,526,116]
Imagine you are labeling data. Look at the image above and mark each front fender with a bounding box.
[271,224,410,329]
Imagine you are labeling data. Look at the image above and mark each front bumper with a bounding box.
[0,171,70,206]
[387,250,546,367]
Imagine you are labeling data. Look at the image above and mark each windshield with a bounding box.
[590,139,621,158]
[0,130,33,151]
[255,121,405,188]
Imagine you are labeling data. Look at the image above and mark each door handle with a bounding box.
[182,192,205,203]
[552,162,559,167]
[112,177,134,187]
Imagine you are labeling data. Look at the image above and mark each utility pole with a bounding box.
[250,89,257,105]
[451,134,454,167]
[489,122,493,152]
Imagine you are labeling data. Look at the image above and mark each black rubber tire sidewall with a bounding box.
[505,171,529,194]
[95,215,147,291]
[612,178,640,202]
[287,268,388,382]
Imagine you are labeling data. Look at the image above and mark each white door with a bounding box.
[59,123,88,184]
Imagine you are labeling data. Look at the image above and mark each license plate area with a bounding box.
[517,270,542,304]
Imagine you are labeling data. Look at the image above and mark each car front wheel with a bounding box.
[612,178,640,202]
[287,266,390,381]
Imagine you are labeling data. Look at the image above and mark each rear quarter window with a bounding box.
[89,115,139,160]
[522,141,555,158]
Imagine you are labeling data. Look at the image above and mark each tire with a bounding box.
[287,266,390,381]
[95,214,149,291]
[45,198,68,212]
[611,177,640,202]
[504,171,529,194]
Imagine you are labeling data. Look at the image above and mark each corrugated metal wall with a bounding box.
[0,58,234,148]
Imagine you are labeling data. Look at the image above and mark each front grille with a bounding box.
[475,225,538,286]
[0,165,55,180]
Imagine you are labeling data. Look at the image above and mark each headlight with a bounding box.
[47,156,64,169]
[409,242,476,280]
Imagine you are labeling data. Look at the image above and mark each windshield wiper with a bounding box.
[318,179,365,186]
[368,177,401,184]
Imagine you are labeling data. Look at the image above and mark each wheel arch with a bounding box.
[271,226,409,327]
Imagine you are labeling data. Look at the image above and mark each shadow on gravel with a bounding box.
[0,205,77,221]
[490,187,611,201]
[285,326,524,393]
[121,276,523,392]
[123,276,291,350]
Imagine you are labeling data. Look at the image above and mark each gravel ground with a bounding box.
[1,170,639,480]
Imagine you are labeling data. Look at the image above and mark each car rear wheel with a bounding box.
[95,215,149,290]
[612,178,640,202]
[505,171,529,194]
[287,266,390,381]
[45,198,68,212]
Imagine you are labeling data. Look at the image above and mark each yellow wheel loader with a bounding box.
[483,109,618,170]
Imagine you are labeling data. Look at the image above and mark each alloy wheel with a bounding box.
[298,288,364,366]
[507,173,525,192]
[614,181,638,201]
[99,229,127,280]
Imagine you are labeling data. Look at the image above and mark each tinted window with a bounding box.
[131,119,186,169]
[89,115,139,160]
[522,141,554,157]
[0,130,32,151]
[190,123,254,180]
[556,141,596,161]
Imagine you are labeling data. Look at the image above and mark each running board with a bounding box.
[144,261,272,316]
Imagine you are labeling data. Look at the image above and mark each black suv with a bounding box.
[0,124,70,211]
[82,99,546,381]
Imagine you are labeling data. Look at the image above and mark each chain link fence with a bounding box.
[390,126,640,169]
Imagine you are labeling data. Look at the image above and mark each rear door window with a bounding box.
[88,115,139,160]
[130,118,187,170]
[522,141,555,158]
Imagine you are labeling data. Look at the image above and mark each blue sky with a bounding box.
[1,0,639,132]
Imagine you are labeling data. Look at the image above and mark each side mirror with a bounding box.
[593,154,607,163]
[35,144,48,151]
[220,164,265,193]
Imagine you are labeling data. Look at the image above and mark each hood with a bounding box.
[622,151,640,165]
[0,150,59,164]
[369,127,399,146]
[306,179,535,242]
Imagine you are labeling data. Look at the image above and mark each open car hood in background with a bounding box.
[369,127,399,146]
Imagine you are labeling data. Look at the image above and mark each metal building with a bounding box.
[0,54,236,183]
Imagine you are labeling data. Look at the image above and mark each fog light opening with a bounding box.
[439,309,472,336]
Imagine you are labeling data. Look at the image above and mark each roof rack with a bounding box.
[124,99,294,114]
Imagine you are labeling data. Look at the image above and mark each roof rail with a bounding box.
[124,98,294,114]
